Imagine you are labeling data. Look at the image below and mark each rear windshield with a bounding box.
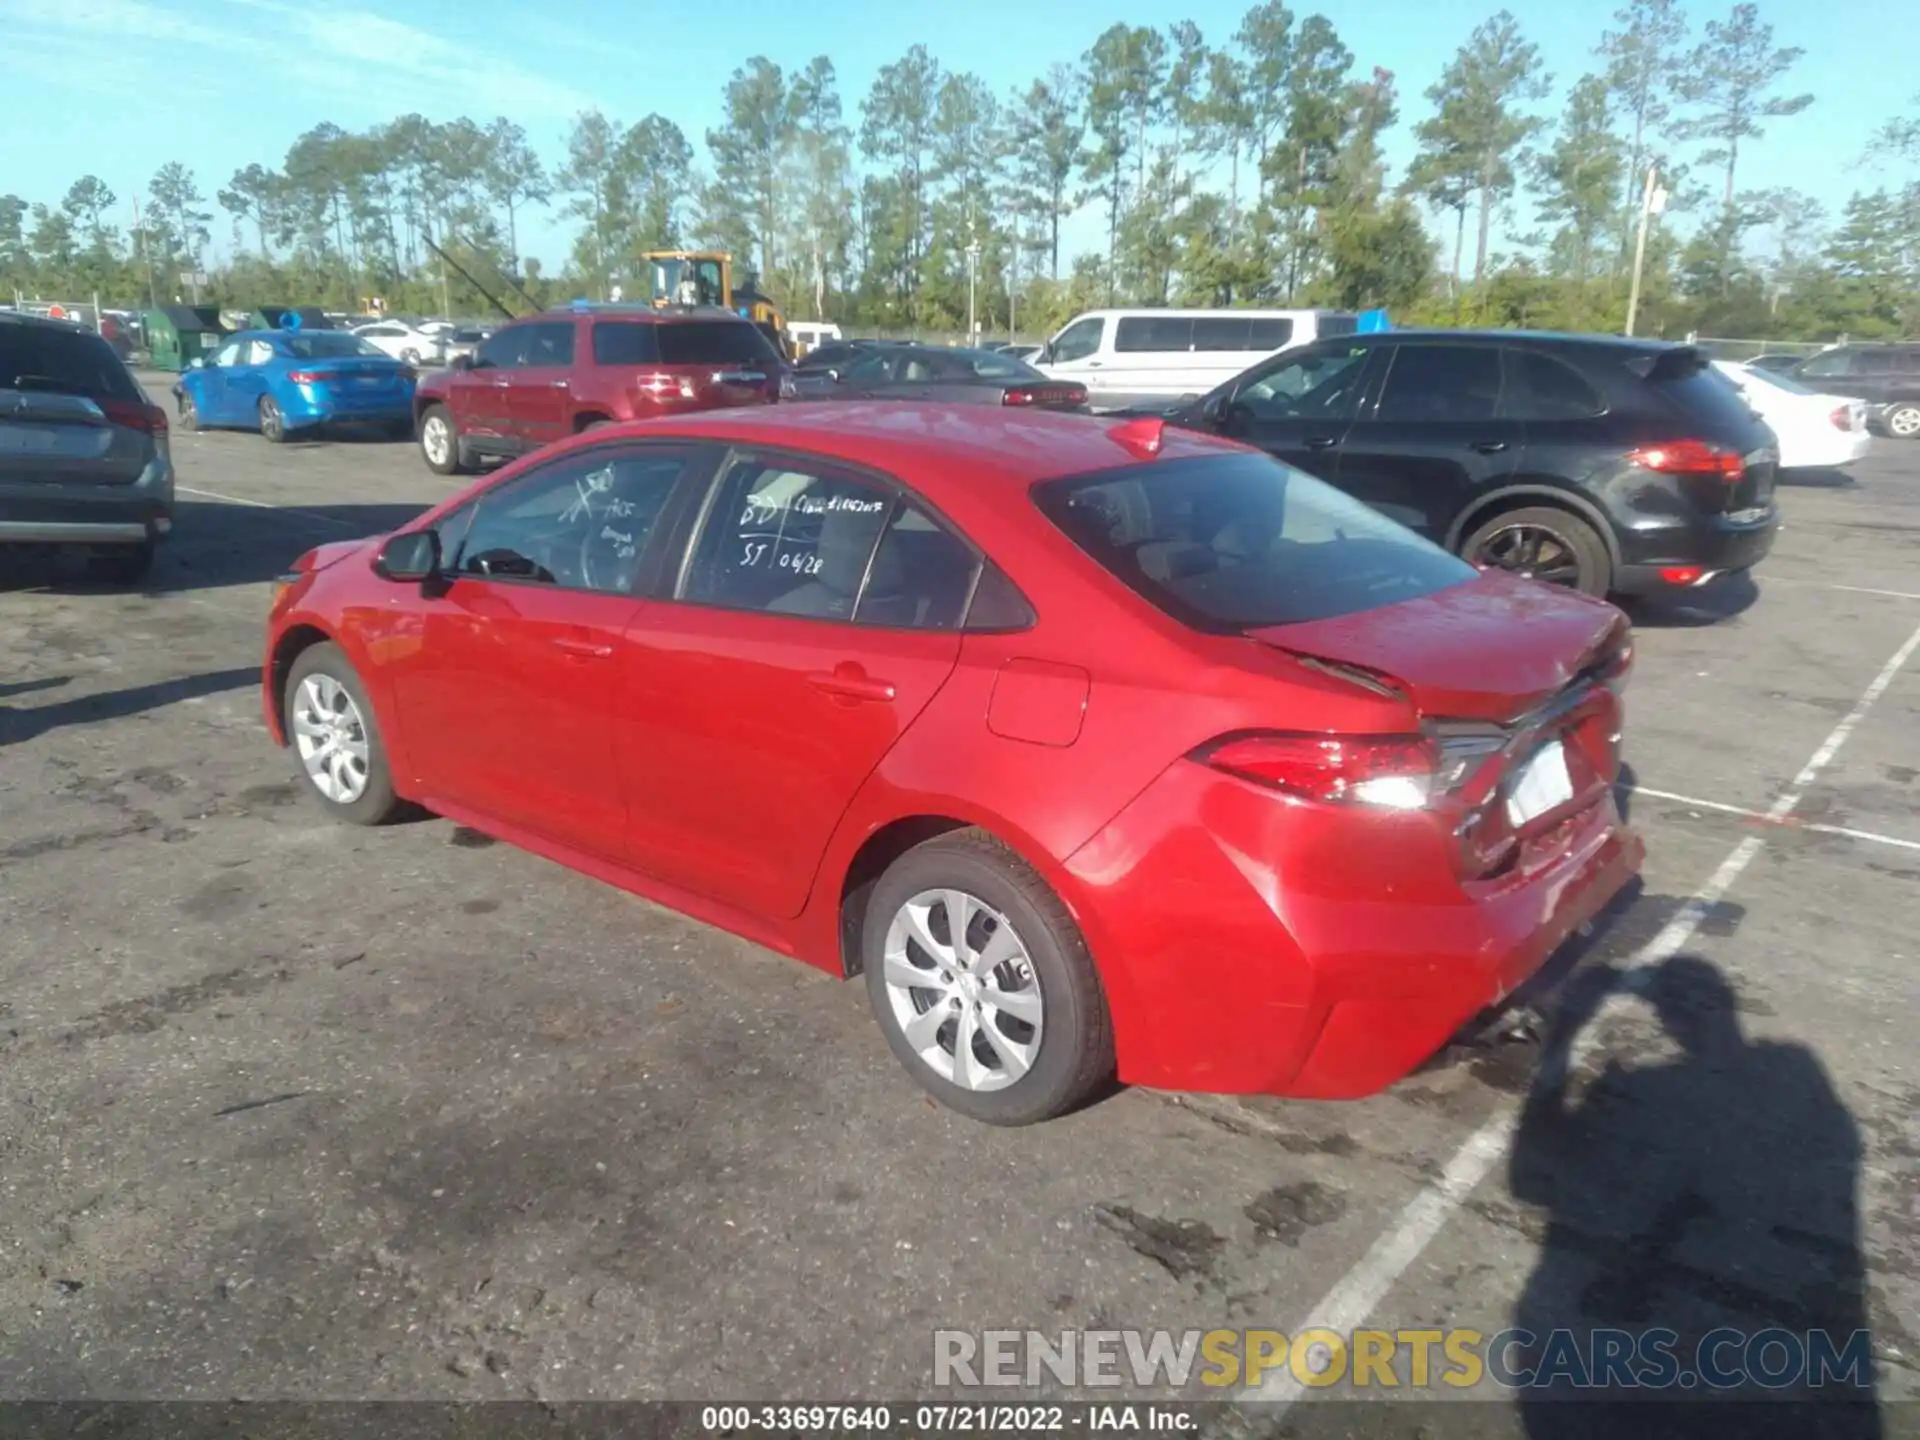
[598,320,778,367]
[1652,353,1771,434]
[281,332,383,359]
[592,322,661,365]
[908,348,1043,381]
[0,323,141,401]
[1035,451,1474,631]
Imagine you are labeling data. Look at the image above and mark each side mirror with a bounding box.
[825,368,842,383]
[1200,392,1229,424]
[449,353,473,372]
[374,528,440,583]
[188,357,207,370]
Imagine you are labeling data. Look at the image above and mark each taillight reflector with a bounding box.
[636,371,697,399]
[101,399,167,434]
[1198,732,1438,809]
[1829,406,1853,431]
[1628,438,1745,481]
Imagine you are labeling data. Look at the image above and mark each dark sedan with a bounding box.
[785,344,1088,411]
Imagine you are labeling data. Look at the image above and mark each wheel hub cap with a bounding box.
[881,888,1044,1094]
[291,673,370,803]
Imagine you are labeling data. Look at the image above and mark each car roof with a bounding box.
[0,310,101,336]
[517,304,753,326]
[624,402,1239,489]
[1358,328,1690,355]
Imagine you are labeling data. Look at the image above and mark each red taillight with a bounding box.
[100,399,166,434]
[1628,438,1745,482]
[1198,732,1438,809]
[287,370,340,385]
[636,371,697,399]
[1829,405,1853,431]
[1658,565,1707,586]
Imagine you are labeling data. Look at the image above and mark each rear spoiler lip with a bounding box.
[1625,345,1707,381]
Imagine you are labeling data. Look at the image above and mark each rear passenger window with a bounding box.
[1506,351,1605,420]
[862,505,978,629]
[1374,345,1503,423]
[592,322,661,365]
[1115,316,1195,352]
[685,458,893,620]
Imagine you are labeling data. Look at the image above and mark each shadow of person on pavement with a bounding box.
[1509,955,1879,1439]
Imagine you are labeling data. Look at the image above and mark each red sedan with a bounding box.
[263,404,1642,1125]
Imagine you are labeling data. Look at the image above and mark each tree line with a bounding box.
[4,0,1917,342]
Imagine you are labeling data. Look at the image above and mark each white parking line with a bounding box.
[1763,577,1920,602]
[175,485,360,530]
[1625,784,1920,854]
[1243,618,1920,1407]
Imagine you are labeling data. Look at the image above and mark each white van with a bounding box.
[1034,308,1356,409]
[787,321,843,356]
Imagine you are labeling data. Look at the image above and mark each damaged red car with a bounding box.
[263,404,1642,1125]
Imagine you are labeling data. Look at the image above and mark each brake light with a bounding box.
[287,370,340,384]
[1829,405,1853,431]
[636,372,697,399]
[1628,438,1745,481]
[1198,732,1438,809]
[100,399,167,434]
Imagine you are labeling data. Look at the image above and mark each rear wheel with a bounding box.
[1462,506,1611,596]
[419,404,468,475]
[259,395,287,444]
[1884,403,1920,440]
[862,829,1113,1126]
[284,643,402,826]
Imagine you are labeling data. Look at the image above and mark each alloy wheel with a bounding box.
[1889,406,1920,439]
[260,397,283,442]
[422,414,451,467]
[1469,522,1585,588]
[881,888,1044,1093]
[291,673,371,803]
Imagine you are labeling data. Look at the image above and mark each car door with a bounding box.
[614,450,974,919]
[194,338,244,423]
[223,338,279,422]
[506,320,578,450]
[1332,341,1526,539]
[1037,316,1106,395]
[823,348,901,400]
[1205,341,1377,479]
[448,325,524,446]
[384,442,707,857]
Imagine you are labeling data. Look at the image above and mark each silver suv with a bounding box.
[0,312,172,582]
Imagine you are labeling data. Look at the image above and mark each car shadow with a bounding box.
[0,501,428,596]
[1613,759,1639,826]
[0,666,258,746]
[1776,466,1860,490]
[1618,570,1761,628]
[1509,954,1880,1437]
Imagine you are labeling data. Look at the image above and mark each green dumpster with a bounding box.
[248,306,331,332]
[144,306,227,372]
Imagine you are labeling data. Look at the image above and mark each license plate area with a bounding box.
[1506,739,1575,826]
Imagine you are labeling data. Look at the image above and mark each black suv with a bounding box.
[1786,344,1920,439]
[1,311,173,582]
[1156,330,1778,597]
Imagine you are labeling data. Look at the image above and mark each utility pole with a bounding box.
[1625,164,1668,338]
[965,223,982,345]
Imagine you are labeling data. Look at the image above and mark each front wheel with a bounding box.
[418,403,468,475]
[862,829,1114,1125]
[259,395,288,444]
[1884,403,1920,440]
[284,642,403,826]
[1461,506,1611,596]
[178,392,200,432]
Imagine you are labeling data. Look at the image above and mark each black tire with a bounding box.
[1461,505,1612,597]
[1883,402,1920,440]
[418,403,468,475]
[283,642,403,826]
[178,392,200,432]
[87,540,155,585]
[259,395,288,444]
[862,828,1114,1125]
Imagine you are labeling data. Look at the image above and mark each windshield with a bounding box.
[280,332,385,359]
[1035,451,1474,631]
[939,348,1044,381]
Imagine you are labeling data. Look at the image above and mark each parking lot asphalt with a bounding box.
[1,378,1916,1423]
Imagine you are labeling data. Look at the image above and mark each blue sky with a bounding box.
[2,0,1912,269]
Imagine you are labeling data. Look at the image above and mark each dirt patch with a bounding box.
[1244,1181,1347,1247]
[1091,1203,1224,1281]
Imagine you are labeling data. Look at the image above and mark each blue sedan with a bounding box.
[174,329,417,443]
